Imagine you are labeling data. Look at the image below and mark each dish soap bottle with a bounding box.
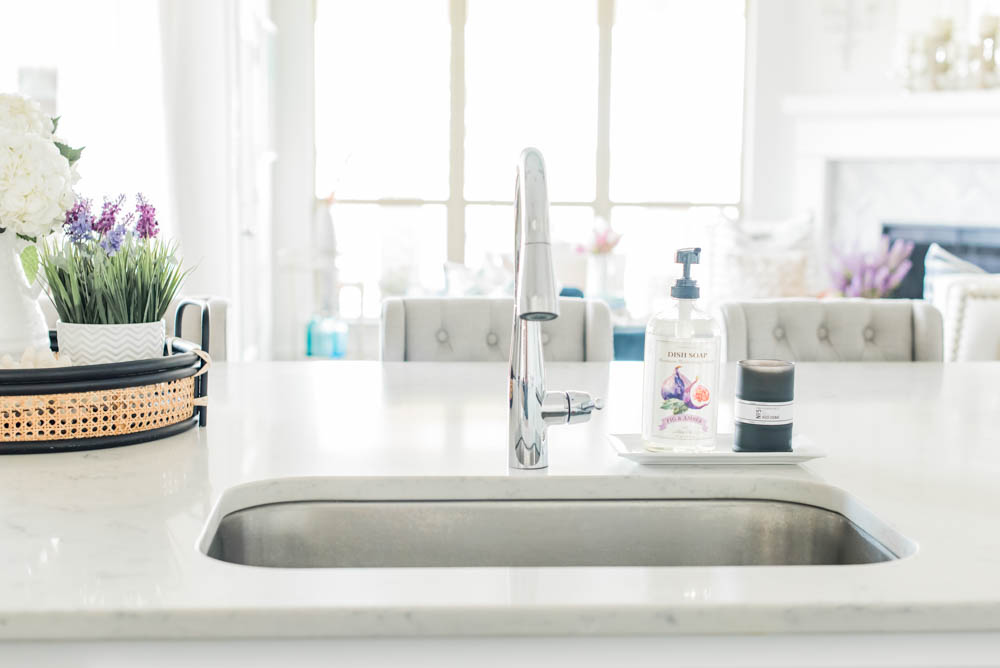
[641,248,721,452]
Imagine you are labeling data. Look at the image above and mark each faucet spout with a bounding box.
[508,148,602,470]
[513,148,559,321]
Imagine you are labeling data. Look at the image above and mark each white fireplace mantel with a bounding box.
[784,91,1000,161]
[783,91,1000,253]
[784,90,1000,116]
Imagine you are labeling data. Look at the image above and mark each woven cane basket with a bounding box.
[0,332,208,454]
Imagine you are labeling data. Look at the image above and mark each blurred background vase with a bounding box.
[0,232,49,357]
[585,253,626,305]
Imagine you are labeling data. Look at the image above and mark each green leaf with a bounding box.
[660,398,688,415]
[36,233,189,325]
[20,245,39,284]
[16,232,37,243]
[54,141,84,163]
[51,116,60,133]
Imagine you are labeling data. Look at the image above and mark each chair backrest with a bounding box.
[39,296,228,361]
[380,297,613,362]
[717,298,943,362]
[930,274,1000,361]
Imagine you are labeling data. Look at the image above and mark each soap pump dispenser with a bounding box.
[641,248,721,452]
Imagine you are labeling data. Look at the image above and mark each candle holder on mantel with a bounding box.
[734,359,794,452]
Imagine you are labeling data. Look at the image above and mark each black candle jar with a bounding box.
[734,360,794,452]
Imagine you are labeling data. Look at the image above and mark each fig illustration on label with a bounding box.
[657,365,712,433]
[660,365,710,414]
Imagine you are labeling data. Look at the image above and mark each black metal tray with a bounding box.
[0,300,211,454]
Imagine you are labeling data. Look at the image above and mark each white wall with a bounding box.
[742,0,798,221]
[744,0,898,221]
[744,0,1000,221]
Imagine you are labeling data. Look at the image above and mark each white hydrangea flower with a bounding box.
[0,93,54,138]
[0,129,75,239]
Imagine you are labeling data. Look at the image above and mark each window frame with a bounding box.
[316,0,746,265]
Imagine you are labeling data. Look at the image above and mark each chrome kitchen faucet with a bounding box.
[508,148,603,469]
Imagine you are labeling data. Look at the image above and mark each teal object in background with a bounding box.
[613,325,645,361]
[306,315,348,359]
[560,286,642,361]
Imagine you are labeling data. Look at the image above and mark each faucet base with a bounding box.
[510,437,547,470]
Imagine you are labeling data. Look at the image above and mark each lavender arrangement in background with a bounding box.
[830,235,915,298]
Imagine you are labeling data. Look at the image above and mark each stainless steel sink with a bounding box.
[204,499,900,568]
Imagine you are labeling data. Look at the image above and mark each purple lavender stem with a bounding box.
[830,234,916,298]
[887,258,913,290]
[63,198,94,243]
[93,194,125,234]
[134,193,159,239]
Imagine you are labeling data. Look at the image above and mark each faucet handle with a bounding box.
[567,390,603,424]
[542,390,604,425]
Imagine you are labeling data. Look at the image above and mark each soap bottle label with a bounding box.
[650,338,717,440]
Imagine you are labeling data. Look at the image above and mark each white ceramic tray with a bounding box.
[608,433,824,466]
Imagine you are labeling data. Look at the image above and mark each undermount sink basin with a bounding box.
[204,499,901,568]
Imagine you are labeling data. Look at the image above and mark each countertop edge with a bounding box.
[2,603,999,640]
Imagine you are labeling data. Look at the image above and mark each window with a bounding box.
[315,0,745,319]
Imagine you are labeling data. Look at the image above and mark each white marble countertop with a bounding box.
[1,361,1000,641]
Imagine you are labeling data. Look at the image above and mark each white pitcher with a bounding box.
[0,232,50,357]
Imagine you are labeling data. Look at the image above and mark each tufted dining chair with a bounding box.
[717,299,943,362]
[380,297,614,362]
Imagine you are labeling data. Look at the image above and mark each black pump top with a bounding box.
[670,247,701,299]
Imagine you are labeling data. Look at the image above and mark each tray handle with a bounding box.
[174,299,211,427]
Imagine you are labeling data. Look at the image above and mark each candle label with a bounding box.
[651,339,717,439]
[735,399,793,426]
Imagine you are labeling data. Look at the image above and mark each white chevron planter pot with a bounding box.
[56,320,166,366]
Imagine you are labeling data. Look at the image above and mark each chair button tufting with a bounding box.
[436,328,449,343]
[542,332,551,345]
[773,326,785,340]
[486,332,498,346]
[817,326,828,340]
[863,326,875,342]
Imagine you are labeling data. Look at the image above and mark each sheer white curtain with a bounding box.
[160,0,276,360]
[159,0,236,300]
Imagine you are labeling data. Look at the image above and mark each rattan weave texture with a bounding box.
[0,377,195,443]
